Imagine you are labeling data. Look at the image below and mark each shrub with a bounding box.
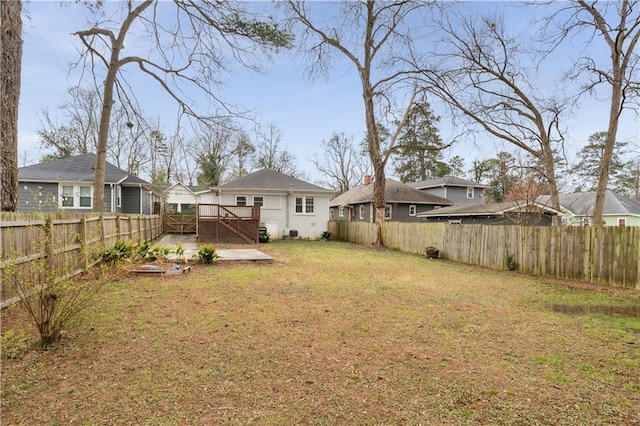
[506,255,517,271]
[259,229,271,243]
[198,245,219,264]
[145,244,170,261]
[320,231,332,241]
[101,240,134,264]
[174,243,185,259]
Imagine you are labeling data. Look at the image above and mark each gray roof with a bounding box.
[417,200,561,218]
[538,191,640,216]
[330,178,455,207]
[408,175,488,190]
[18,153,150,186]
[217,169,332,193]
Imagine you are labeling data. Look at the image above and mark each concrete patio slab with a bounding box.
[155,234,273,263]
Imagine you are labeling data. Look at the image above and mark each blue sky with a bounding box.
[17,1,639,184]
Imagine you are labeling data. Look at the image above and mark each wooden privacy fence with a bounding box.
[328,221,640,289]
[0,212,162,308]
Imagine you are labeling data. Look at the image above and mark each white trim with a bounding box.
[409,205,417,216]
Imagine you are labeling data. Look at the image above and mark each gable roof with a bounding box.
[18,153,150,186]
[416,200,562,218]
[537,191,640,216]
[330,178,455,207]
[217,169,332,193]
[408,175,488,190]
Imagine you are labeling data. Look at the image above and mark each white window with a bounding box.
[116,186,122,208]
[359,205,364,220]
[618,218,627,227]
[466,186,474,199]
[295,196,315,214]
[61,185,74,207]
[236,195,247,206]
[80,186,92,207]
[339,207,344,217]
[59,184,92,209]
[409,205,417,216]
[384,205,392,220]
[253,196,264,207]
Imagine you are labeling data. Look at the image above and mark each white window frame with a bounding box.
[59,184,93,209]
[339,207,344,217]
[295,196,315,214]
[236,195,247,206]
[466,186,474,199]
[409,205,417,216]
[384,204,392,220]
[253,196,264,207]
[116,185,122,208]
[359,205,364,220]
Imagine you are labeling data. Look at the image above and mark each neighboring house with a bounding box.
[208,169,334,239]
[330,178,454,223]
[163,182,208,214]
[538,191,640,227]
[416,200,562,226]
[17,153,162,214]
[408,175,487,205]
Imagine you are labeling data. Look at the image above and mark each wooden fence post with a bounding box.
[79,217,88,270]
[44,218,55,274]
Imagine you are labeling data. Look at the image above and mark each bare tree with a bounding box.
[226,132,255,181]
[414,10,567,214]
[1,0,22,211]
[253,122,298,176]
[312,132,369,193]
[189,121,239,187]
[73,1,292,212]
[285,0,430,245]
[539,0,640,225]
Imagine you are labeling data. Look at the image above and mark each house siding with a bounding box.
[121,187,141,214]
[18,182,58,212]
[422,186,483,205]
[422,213,553,226]
[218,191,329,239]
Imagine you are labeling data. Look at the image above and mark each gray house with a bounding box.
[330,178,454,223]
[17,153,162,214]
[417,200,562,226]
[408,176,487,205]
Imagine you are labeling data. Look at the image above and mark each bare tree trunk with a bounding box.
[592,76,623,226]
[87,1,152,212]
[1,0,22,212]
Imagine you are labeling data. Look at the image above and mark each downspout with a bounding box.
[110,183,114,212]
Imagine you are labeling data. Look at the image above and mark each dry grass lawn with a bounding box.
[2,240,639,425]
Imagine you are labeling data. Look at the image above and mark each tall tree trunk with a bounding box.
[592,74,623,226]
[1,0,22,212]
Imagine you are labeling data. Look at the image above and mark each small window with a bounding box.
[116,186,121,208]
[236,195,247,206]
[384,205,392,220]
[618,218,626,227]
[466,186,474,199]
[79,186,92,208]
[295,196,314,214]
[174,188,184,196]
[359,205,364,220]
[339,207,344,217]
[253,196,264,207]
[409,205,416,216]
[62,186,74,207]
